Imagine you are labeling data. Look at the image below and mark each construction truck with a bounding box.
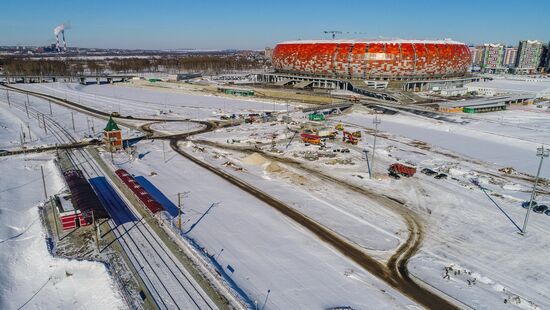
[342,131,358,145]
[301,133,322,145]
[317,129,338,139]
[388,163,416,178]
[335,123,344,131]
[351,131,362,138]
[308,113,325,121]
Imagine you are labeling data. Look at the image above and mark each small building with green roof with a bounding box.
[103,116,122,151]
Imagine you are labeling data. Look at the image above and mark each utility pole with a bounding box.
[50,196,59,239]
[371,116,381,176]
[6,89,10,107]
[178,192,183,231]
[521,145,549,234]
[25,98,29,118]
[42,114,47,134]
[92,210,100,250]
[163,140,166,163]
[41,165,48,200]
[20,123,26,144]
[71,112,75,132]
[27,123,32,142]
[49,100,53,115]
[109,138,114,164]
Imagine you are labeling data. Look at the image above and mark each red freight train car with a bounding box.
[115,169,164,214]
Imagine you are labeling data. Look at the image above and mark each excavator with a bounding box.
[342,131,358,145]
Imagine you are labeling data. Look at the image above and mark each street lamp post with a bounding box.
[521,145,549,234]
[363,148,372,179]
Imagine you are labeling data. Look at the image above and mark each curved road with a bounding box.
[7,83,461,309]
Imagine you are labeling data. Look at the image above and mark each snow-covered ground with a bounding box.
[108,140,419,309]
[0,86,139,151]
[0,104,123,308]
[338,107,550,178]
[17,83,288,120]
[193,106,550,309]
[5,81,550,309]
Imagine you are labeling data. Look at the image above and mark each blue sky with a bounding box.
[1,0,548,50]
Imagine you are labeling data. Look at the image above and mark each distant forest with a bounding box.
[0,54,268,76]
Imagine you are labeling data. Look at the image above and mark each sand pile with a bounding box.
[242,153,269,165]
[265,162,284,173]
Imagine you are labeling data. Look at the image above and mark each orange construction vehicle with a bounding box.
[342,131,358,145]
[301,133,322,145]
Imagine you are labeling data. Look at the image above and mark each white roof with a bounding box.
[466,80,550,94]
[58,194,75,213]
[278,39,466,45]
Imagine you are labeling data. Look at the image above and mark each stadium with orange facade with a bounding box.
[272,39,472,80]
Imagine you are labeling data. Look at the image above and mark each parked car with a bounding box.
[522,201,537,209]
[533,205,548,214]
[434,173,448,179]
[421,168,437,176]
[545,209,550,216]
[0,149,8,156]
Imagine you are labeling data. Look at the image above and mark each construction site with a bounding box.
[1,14,550,308]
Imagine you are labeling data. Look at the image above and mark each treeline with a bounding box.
[0,54,267,76]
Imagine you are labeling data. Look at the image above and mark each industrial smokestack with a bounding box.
[62,30,67,52]
[53,22,70,53]
[55,34,60,52]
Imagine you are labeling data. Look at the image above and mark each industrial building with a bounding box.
[437,95,532,113]
[465,78,550,99]
[271,39,471,80]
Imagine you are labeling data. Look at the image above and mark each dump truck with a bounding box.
[351,131,362,138]
[308,113,325,121]
[300,133,322,145]
[388,163,416,177]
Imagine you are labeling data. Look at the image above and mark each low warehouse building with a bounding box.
[56,193,91,230]
[438,95,530,113]
[465,79,550,99]
[217,87,254,96]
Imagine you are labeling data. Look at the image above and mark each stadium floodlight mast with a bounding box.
[521,145,549,235]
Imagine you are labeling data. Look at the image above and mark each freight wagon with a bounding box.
[115,169,165,214]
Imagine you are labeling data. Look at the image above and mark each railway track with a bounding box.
[2,92,216,310]
[9,84,464,309]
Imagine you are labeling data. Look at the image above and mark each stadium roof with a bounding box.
[278,39,466,45]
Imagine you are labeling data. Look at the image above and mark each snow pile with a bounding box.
[0,155,124,309]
